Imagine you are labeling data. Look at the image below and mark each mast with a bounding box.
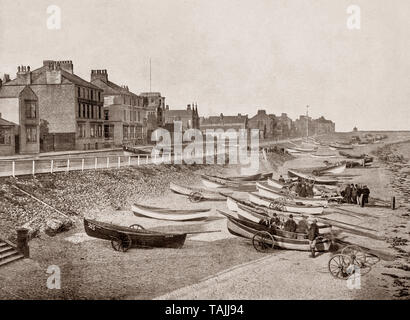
[149,58,152,93]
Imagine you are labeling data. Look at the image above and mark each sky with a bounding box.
[0,0,409,131]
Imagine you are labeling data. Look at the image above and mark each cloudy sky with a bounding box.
[0,0,409,131]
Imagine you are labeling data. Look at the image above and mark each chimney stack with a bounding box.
[16,65,32,85]
[91,69,108,83]
[3,74,10,83]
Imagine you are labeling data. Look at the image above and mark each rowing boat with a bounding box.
[170,182,229,201]
[132,203,210,221]
[329,143,354,150]
[200,175,257,192]
[219,211,331,251]
[267,178,287,189]
[314,163,346,175]
[256,182,329,207]
[249,192,325,215]
[84,218,187,250]
[310,153,337,158]
[287,169,339,185]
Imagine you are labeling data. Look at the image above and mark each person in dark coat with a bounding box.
[284,215,297,233]
[299,183,307,198]
[306,182,314,198]
[269,213,281,227]
[361,185,370,207]
[344,184,352,203]
[356,184,362,206]
[278,175,285,184]
[350,184,357,204]
[296,216,309,233]
[295,182,302,196]
[308,219,320,258]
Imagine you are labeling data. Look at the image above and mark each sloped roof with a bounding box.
[0,117,17,126]
[164,109,193,118]
[201,115,248,126]
[0,85,25,98]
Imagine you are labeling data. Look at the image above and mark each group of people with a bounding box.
[278,176,315,198]
[265,214,320,258]
[341,184,370,207]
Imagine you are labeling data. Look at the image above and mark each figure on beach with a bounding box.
[361,185,370,207]
[308,219,320,258]
[296,216,309,233]
[284,215,297,233]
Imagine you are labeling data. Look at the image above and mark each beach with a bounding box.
[0,133,409,300]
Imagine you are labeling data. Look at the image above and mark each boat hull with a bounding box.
[170,182,228,201]
[287,169,338,185]
[132,204,210,221]
[84,218,187,249]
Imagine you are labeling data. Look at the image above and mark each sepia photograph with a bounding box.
[0,0,409,308]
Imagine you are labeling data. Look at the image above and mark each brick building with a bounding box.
[163,104,200,131]
[248,109,276,139]
[0,61,105,152]
[0,85,40,154]
[90,70,147,147]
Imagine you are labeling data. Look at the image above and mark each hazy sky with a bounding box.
[1,0,409,131]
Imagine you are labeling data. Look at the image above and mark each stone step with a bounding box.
[0,253,24,267]
[0,246,14,254]
[0,249,20,260]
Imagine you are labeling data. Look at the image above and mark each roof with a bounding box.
[0,117,17,126]
[4,65,101,90]
[164,109,193,118]
[0,85,25,98]
[201,115,248,126]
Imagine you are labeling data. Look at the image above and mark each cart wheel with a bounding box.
[129,224,145,230]
[189,192,203,203]
[111,234,132,252]
[328,254,353,279]
[341,245,366,267]
[252,231,274,253]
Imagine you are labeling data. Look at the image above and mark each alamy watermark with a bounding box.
[150,122,260,172]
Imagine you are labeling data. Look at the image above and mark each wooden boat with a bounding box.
[287,169,339,185]
[329,143,354,150]
[314,163,346,175]
[170,182,230,201]
[131,203,210,221]
[256,182,329,207]
[84,218,187,251]
[219,211,331,251]
[285,148,302,154]
[200,175,256,192]
[339,151,373,162]
[249,192,324,215]
[225,173,262,181]
[292,146,317,152]
[310,153,337,159]
[267,178,286,189]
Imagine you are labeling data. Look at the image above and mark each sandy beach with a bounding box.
[0,132,409,300]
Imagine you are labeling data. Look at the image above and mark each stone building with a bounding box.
[0,85,40,154]
[200,113,248,132]
[274,113,294,138]
[140,92,166,142]
[312,116,335,135]
[90,69,147,147]
[0,61,105,152]
[295,115,335,136]
[248,109,276,139]
[163,104,200,131]
[0,114,17,156]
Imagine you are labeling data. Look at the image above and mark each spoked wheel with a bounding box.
[189,192,203,203]
[129,224,145,230]
[111,234,132,252]
[252,231,274,253]
[328,254,353,279]
[341,245,366,267]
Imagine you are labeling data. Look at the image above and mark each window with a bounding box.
[78,87,81,97]
[87,105,90,118]
[90,124,96,137]
[26,126,37,143]
[91,90,94,100]
[0,128,12,145]
[104,110,109,120]
[78,123,86,138]
[98,92,101,102]
[91,105,94,119]
[98,106,102,119]
[82,104,86,118]
[78,104,82,118]
[25,100,37,119]
[123,125,129,140]
[97,124,103,137]
[123,110,127,121]
[138,111,140,122]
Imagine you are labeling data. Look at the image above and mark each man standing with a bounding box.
[296,216,309,233]
[351,184,357,204]
[344,184,352,203]
[356,184,362,206]
[284,215,297,233]
[361,185,370,207]
[308,219,320,258]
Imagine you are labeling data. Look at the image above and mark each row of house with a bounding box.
[199,110,335,140]
[0,59,335,156]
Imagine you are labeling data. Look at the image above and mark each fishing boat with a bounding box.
[170,182,229,201]
[339,151,373,162]
[200,175,256,192]
[256,182,329,207]
[219,211,331,251]
[225,173,262,181]
[131,203,210,221]
[292,146,317,152]
[236,203,331,233]
[287,169,339,185]
[84,218,187,251]
[310,153,337,159]
[249,192,324,215]
[314,163,346,175]
[329,143,354,150]
[267,178,287,189]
